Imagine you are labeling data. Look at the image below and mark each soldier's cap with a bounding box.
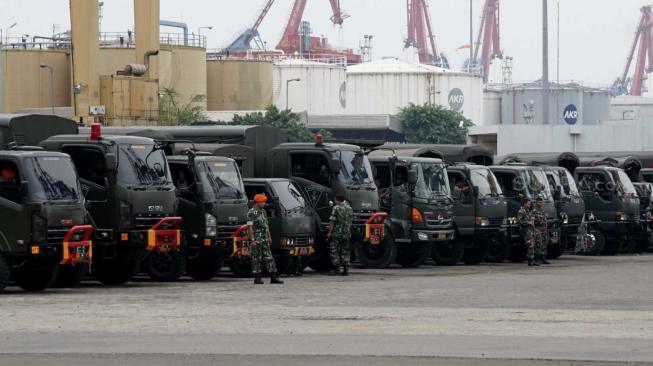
[253,194,268,203]
[535,196,544,201]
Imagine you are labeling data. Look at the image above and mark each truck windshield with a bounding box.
[117,144,170,185]
[611,170,637,196]
[25,156,81,202]
[339,150,374,186]
[526,169,553,201]
[470,168,502,197]
[271,181,306,211]
[414,162,450,199]
[197,161,244,201]
[554,169,580,197]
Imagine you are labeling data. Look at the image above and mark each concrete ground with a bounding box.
[1,254,653,365]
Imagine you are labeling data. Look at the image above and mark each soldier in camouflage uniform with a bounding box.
[533,196,551,265]
[517,198,538,267]
[327,195,354,276]
[247,194,283,285]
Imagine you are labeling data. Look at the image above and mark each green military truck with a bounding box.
[446,164,508,265]
[167,151,249,280]
[368,152,455,267]
[40,125,182,284]
[0,148,92,291]
[236,178,317,275]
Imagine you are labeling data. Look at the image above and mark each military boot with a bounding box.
[270,273,284,284]
[540,256,551,265]
[254,275,264,284]
[328,267,341,276]
[528,259,539,267]
[341,265,349,276]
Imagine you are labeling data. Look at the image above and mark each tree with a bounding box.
[398,103,474,144]
[159,87,207,126]
[232,105,329,142]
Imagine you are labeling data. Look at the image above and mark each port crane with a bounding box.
[404,0,447,68]
[473,0,502,82]
[615,5,653,96]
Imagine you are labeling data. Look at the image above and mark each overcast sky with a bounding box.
[0,0,645,85]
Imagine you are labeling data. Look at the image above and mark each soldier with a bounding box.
[517,198,538,267]
[247,194,283,285]
[533,196,551,265]
[327,195,354,276]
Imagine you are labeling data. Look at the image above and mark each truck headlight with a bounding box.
[205,213,217,237]
[417,232,429,241]
[31,213,47,243]
[119,201,132,228]
[560,212,569,224]
[475,217,490,227]
[205,227,217,237]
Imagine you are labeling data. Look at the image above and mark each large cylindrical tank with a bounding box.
[483,88,502,126]
[98,48,135,76]
[159,45,207,110]
[0,49,71,113]
[345,57,483,123]
[206,59,272,111]
[272,59,346,115]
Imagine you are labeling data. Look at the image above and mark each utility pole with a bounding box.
[40,64,55,115]
[542,0,550,125]
[469,0,473,73]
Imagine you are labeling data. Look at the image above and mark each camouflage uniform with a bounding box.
[247,207,277,275]
[517,206,535,260]
[532,206,548,258]
[329,200,354,267]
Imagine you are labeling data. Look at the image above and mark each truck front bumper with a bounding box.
[410,229,455,243]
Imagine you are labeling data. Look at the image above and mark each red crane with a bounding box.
[405,0,446,67]
[225,0,276,51]
[276,0,361,64]
[618,5,653,96]
[473,0,502,82]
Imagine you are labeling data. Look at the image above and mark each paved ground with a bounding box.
[1,254,653,365]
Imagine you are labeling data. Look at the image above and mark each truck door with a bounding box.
[447,170,475,232]
[0,159,29,252]
[492,170,522,217]
[391,163,411,238]
[576,170,613,220]
[169,162,201,239]
[288,152,333,228]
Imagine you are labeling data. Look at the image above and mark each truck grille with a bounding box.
[567,216,582,225]
[290,235,311,247]
[426,215,452,227]
[46,226,73,245]
[134,214,166,229]
[488,217,504,227]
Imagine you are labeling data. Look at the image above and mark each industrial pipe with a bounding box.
[160,20,188,45]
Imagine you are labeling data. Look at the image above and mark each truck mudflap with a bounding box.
[365,212,388,245]
[60,225,94,265]
[232,224,251,257]
[146,217,182,252]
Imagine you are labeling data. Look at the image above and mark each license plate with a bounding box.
[369,238,380,245]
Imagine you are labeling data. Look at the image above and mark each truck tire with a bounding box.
[618,237,638,254]
[0,255,10,291]
[635,237,649,254]
[186,259,222,281]
[396,242,432,268]
[431,239,464,266]
[53,264,89,288]
[308,254,333,272]
[357,235,397,269]
[228,257,253,277]
[582,229,605,256]
[601,232,619,256]
[485,235,510,263]
[144,251,185,282]
[547,245,565,259]
[13,259,59,292]
[94,259,140,285]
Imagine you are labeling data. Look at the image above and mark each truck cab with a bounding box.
[167,152,249,280]
[575,166,641,255]
[633,182,653,253]
[40,128,182,284]
[641,168,653,184]
[0,149,92,291]
[238,178,317,275]
[489,165,559,262]
[369,154,455,267]
[265,139,386,270]
[446,164,508,264]
[543,166,586,258]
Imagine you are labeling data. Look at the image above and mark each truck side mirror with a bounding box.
[331,159,341,174]
[105,153,117,170]
[408,167,418,184]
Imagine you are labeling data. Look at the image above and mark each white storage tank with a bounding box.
[272,58,346,115]
[345,57,483,124]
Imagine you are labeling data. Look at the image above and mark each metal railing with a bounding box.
[0,32,206,51]
[206,49,348,67]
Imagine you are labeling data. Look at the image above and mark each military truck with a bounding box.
[264,137,387,270]
[368,152,456,267]
[575,166,641,255]
[446,164,508,265]
[40,125,182,284]
[234,178,317,275]
[489,165,560,262]
[381,144,494,166]
[641,168,653,184]
[167,151,249,280]
[633,182,653,253]
[0,148,92,291]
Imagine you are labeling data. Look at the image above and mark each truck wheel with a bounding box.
[431,240,464,266]
[601,233,619,256]
[14,259,59,292]
[52,264,89,288]
[357,235,397,269]
[144,251,185,282]
[396,243,432,268]
[635,237,649,254]
[463,244,489,265]
[0,255,10,291]
[228,257,253,277]
[547,245,565,259]
[274,256,292,275]
[485,235,510,263]
[582,229,605,256]
[94,259,141,285]
[308,254,333,272]
[186,259,222,281]
[618,237,638,254]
